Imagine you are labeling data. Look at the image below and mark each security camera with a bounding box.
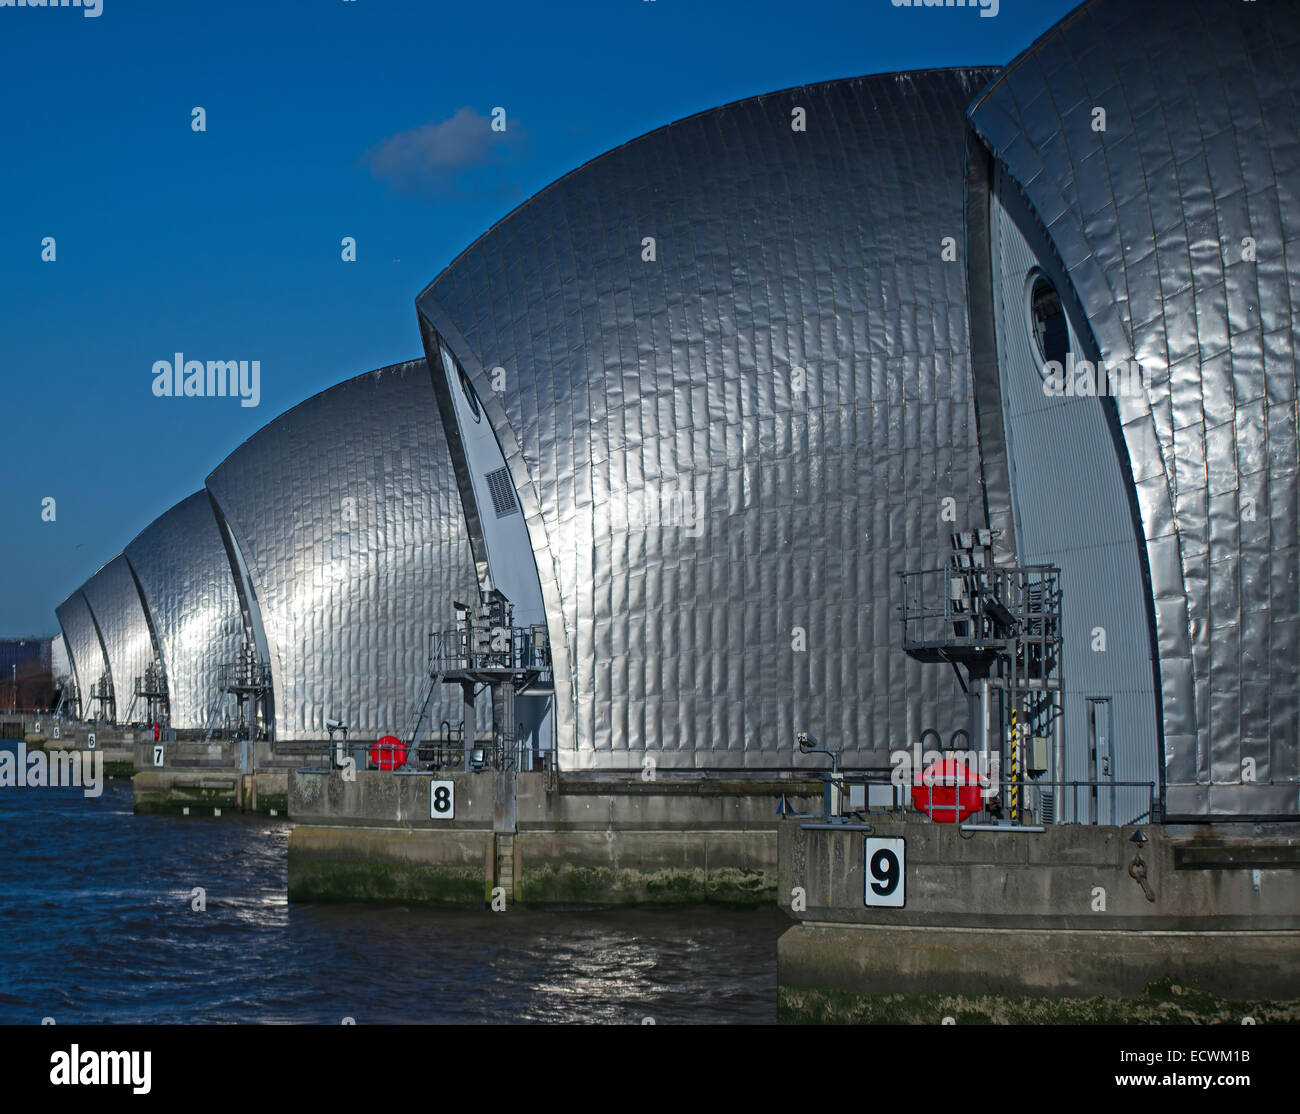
[796,732,818,753]
[326,718,344,731]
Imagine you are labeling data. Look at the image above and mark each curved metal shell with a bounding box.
[124,492,246,730]
[76,556,157,725]
[54,591,110,722]
[418,69,999,770]
[50,634,71,686]
[205,359,483,741]
[967,0,1300,816]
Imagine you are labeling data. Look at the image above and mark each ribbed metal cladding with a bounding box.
[204,359,486,742]
[968,0,1300,816]
[54,591,109,721]
[418,69,998,771]
[77,556,157,725]
[123,492,246,730]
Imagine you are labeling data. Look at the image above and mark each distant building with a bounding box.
[0,637,57,711]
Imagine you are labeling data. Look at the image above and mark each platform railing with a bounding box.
[290,735,544,773]
[898,564,1061,651]
[429,626,553,679]
[817,772,1157,827]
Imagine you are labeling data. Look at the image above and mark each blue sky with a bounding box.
[0,0,1080,634]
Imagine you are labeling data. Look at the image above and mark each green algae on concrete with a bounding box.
[256,793,288,815]
[516,862,773,907]
[777,979,1300,1025]
[133,771,285,815]
[134,783,236,815]
[288,859,488,906]
[133,782,281,815]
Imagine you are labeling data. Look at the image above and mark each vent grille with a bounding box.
[485,467,519,518]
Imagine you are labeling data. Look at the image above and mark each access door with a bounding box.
[1087,697,1114,825]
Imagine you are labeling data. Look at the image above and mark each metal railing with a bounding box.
[429,625,552,679]
[999,778,1158,827]
[291,735,555,774]
[217,659,272,691]
[899,564,1062,655]
[814,772,1158,827]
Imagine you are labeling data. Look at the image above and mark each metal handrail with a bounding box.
[429,625,553,678]
[216,660,272,691]
[906,776,1158,827]
[289,735,557,774]
[898,564,1061,650]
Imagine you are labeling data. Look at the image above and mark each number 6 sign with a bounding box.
[864,837,905,907]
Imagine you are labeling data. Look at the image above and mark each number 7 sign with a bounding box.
[864,837,905,907]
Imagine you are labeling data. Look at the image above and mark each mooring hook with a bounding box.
[1128,852,1156,903]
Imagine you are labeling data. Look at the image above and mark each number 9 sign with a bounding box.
[864,837,905,907]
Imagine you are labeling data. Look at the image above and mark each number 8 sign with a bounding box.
[429,779,455,820]
[864,837,905,907]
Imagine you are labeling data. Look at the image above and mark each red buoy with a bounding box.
[369,735,407,770]
[911,756,983,823]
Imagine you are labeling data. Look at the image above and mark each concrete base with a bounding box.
[779,921,1300,1002]
[287,823,778,907]
[133,770,288,816]
[516,830,774,905]
[25,734,134,778]
[290,825,492,904]
[777,815,1300,1013]
[287,769,818,906]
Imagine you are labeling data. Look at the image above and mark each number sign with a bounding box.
[430,779,455,820]
[864,837,905,907]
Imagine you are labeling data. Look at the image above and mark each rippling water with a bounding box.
[0,743,784,1023]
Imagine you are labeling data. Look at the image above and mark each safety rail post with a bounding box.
[1009,705,1020,824]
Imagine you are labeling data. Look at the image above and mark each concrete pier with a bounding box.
[130,737,291,815]
[288,769,819,906]
[5,715,135,778]
[776,814,1300,1021]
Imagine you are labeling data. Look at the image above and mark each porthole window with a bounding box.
[459,368,482,422]
[1028,273,1070,370]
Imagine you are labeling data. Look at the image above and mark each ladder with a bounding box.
[200,694,227,744]
[496,833,515,900]
[401,669,443,768]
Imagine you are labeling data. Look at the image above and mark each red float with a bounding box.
[369,735,407,770]
[911,756,983,823]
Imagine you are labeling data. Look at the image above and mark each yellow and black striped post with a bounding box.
[1009,705,1020,824]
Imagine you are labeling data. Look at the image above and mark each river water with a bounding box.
[0,744,785,1024]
